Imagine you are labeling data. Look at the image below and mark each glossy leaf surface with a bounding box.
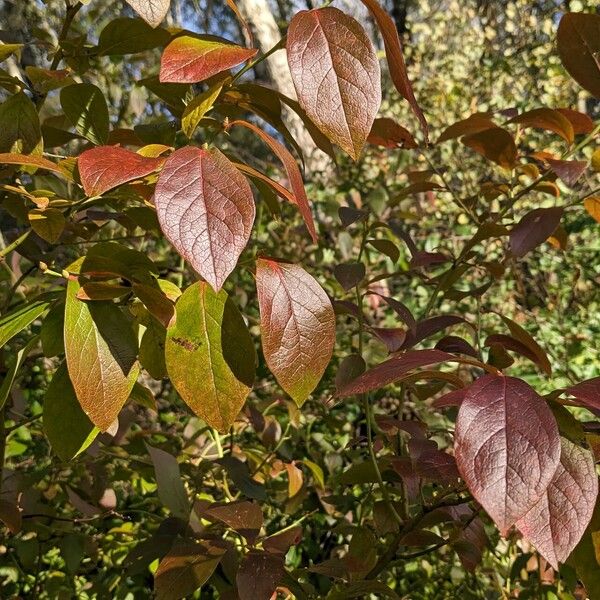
[154,146,255,291]
[256,259,335,406]
[516,437,598,569]
[455,375,560,534]
[165,282,255,432]
[287,7,381,160]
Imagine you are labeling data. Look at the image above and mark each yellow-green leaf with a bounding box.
[182,78,226,138]
[165,282,255,432]
[28,208,65,243]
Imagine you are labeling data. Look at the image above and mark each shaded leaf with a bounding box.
[0,92,42,154]
[0,499,21,534]
[256,259,335,406]
[28,208,65,243]
[516,438,598,569]
[154,146,255,291]
[367,117,417,149]
[509,207,563,257]
[165,282,255,432]
[557,12,600,99]
[60,83,110,145]
[160,35,257,83]
[546,158,587,187]
[97,17,170,55]
[438,113,495,143]
[334,262,365,291]
[236,551,285,600]
[0,297,50,349]
[462,127,517,168]
[567,500,600,600]
[509,108,574,144]
[217,456,266,501]
[78,145,165,196]
[565,377,600,412]
[203,501,263,543]
[0,336,38,411]
[455,375,560,534]
[154,540,225,600]
[263,526,302,554]
[43,362,98,461]
[147,443,190,520]
[287,7,381,160]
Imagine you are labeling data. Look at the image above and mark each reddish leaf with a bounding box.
[565,377,600,412]
[368,327,406,353]
[438,113,496,143]
[557,12,600,99]
[335,349,453,397]
[556,108,594,135]
[78,146,164,196]
[455,375,561,534]
[287,7,381,160]
[516,438,598,569]
[435,335,478,358]
[484,334,544,371]
[0,499,21,534]
[227,120,316,242]
[263,526,302,555]
[334,262,366,291]
[126,0,170,28]
[367,117,417,149]
[401,314,466,350]
[462,127,518,168]
[508,108,574,144]
[367,292,416,334]
[509,207,563,257]
[160,35,257,83]
[546,158,587,187]
[236,551,285,600]
[203,501,263,543]
[154,146,255,291]
[360,0,428,140]
[0,152,64,175]
[256,259,335,406]
[432,387,467,409]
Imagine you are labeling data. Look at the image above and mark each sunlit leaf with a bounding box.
[509,207,563,257]
[256,258,335,406]
[455,375,560,534]
[165,282,255,432]
[126,0,171,28]
[287,7,381,160]
[154,146,255,291]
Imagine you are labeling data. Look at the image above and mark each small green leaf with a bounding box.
[60,83,110,145]
[182,77,226,138]
[43,362,98,461]
[0,336,38,411]
[165,282,255,432]
[0,297,51,349]
[0,92,42,154]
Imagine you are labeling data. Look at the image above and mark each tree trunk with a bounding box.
[235,0,330,175]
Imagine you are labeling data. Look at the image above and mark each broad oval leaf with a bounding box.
[0,92,42,155]
[60,83,110,145]
[97,17,170,55]
[126,0,171,28]
[154,146,255,291]
[462,127,518,168]
[43,362,98,461]
[516,438,598,569]
[78,146,165,197]
[509,207,563,257]
[160,35,257,83]
[546,158,587,187]
[565,377,600,412]
[455,375,561,534]
[154,540,225,600]
[256,258,335,406]
[64,259,139,431]
[367,117,417,149]
[202,500,263,543]
[287,7,381,160]
[165,282,255,432]
[557,12,600,99]
[147,443,190,520]
[236,551,285,600]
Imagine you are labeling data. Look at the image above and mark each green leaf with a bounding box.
[0,44,23,63]
[0,92,42,154]
[140,320,167,379]
[64,258,139,431]
[43,362,98,461]
[182,77,226,138]
[146,443,189,519]
[60,83,109,145]
[327,581,401,600]
[28,208,65,243]
[40,301,65,358]
[0,336,38,411]
[97,17,170,55]
[165,282,255,432]
[0,297,51,349]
